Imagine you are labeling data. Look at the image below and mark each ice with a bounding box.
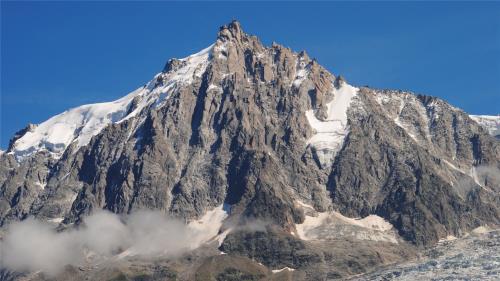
[292,68,309,87]
[333,212,393,231]
[305,82,358,168]
[213,41,228,59]
[207,84,222,92]
[11,89,138,160]
[295,201,397,243]
[470,114,500,137]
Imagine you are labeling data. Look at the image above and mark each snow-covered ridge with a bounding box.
[470,115,500,137]
[272,267,295,273]
[9,45,213,161]
[305,81,358,168]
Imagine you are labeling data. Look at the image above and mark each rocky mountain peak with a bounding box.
[1,20,499,281]
[217,20,244,42]
[162,57,185,73]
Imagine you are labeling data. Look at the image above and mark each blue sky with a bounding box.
[1,1,499,148]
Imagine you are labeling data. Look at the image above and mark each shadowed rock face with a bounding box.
[1,20,499,280]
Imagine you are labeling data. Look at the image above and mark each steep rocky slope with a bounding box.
[1,21,499,280]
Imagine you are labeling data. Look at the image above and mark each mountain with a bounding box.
[1,21,499,280]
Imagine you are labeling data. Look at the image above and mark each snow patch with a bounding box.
[293,69,309,87]
[332,212,393,231]
[272,267,295,273]
[470,115,500,137]
[163,44,213,86]
[214,41,228,59]
[305,82,358,168]
[11,90,138,160]
[291,55,309,87]
[295,201,397,243]
[295,211,329,240]
[207,84,222,92]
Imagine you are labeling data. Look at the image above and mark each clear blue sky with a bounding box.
[1,1,499,148]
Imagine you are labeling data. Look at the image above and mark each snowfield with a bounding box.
[470,115,500,137]
[305,81,358,168]
[9,45,213,161]
[294,201,398,244]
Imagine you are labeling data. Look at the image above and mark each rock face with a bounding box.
[1,21,499,279]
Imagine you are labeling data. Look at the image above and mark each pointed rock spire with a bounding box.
[334,75,346,88]
[162,58,185,73]
[217,20,244,43]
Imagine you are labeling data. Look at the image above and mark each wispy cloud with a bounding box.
[0,210,210,276]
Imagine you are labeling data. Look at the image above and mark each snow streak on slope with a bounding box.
[10,45,213,161]
[470,115,500,137]
[305,82,358,168]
